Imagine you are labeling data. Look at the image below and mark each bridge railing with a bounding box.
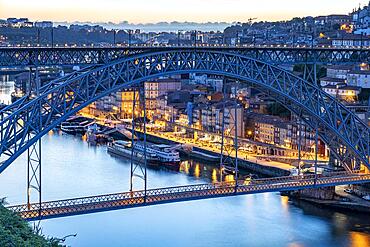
[2,44,370,49]
[7,173,370,221]
[8,171,368,214]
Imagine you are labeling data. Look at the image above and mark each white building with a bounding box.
[193,101,244,137]
[331,34,370,47]
[347,70,370,88]
[352,1,370,35]
[326,65,352,79]
[322,84,361,102]
[6,18,32,28]
[145,78,182,115]
[189,74,223,92]
[35,21,53,28]
[320,77,346,87]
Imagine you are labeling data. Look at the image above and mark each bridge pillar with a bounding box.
[26,67,42,220]
[297,117,302,175]
[303,63,318,85]
[314,123,318,185]
[129,84,147,201]
[27,138,41,213]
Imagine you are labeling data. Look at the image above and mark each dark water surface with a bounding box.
[0,78,369,246]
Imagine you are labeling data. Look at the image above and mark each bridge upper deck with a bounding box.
[0,45,369,67]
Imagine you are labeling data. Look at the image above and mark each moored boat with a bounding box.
[107,140,159,164]
[148,144,181,168]
[107,141,181,168]
[60,122,86,135]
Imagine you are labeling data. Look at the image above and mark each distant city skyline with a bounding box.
[0,0,368,24]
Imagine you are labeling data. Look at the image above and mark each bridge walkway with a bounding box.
[7,172,370,221]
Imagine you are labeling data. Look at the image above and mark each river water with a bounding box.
[0,81,370,247]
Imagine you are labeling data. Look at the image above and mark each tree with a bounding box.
[0,204,62,246]
[267,102,291,118]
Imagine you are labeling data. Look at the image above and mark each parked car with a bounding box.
[344,188,353,194]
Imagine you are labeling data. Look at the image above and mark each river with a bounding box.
[0,80,370,247]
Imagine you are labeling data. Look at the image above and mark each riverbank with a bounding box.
[139,131,291,177]
[141,132,370,214]
[72,113,295,175]
[297,197,370,213]
[286,186,370,214]
[1,129,369,246]
[0,204,61,246]
[59,116,370,215]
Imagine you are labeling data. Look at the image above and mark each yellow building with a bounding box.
[117,89,140,119]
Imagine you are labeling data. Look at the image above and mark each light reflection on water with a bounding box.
[0,132,368,247]
[349,232,370,247]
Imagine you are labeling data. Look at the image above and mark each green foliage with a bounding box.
[0,205,61,247]
[292,64,327,85]
[267,102,290,118]
[317,66,327,79]
[358,88,370,102]
[293,64,305,73]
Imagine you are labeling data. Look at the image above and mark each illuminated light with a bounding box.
[349,232,370,247]
[280,196,289,210]
[224,174,234,183]
[212,169,218,183]
[340,24,347,30]
[182,161,190,174]
[194,164,200,178]
[243,177,251,185]
[287,243,305,247]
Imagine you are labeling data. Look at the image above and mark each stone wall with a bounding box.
[298,186,335,200]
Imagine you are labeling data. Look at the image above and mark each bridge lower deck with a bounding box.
[8,172,370,221]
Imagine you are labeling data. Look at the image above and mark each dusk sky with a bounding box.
[0,0,368,23]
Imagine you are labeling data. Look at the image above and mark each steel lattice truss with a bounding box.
[0,49,369,174]
[129,85,148,194]
[0,47,150,67]
[0,47,370,67]
[8,171,370,221]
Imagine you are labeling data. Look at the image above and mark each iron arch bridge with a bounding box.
[1,49,370,220]
[0,46,370,67]
[1,49,369,171]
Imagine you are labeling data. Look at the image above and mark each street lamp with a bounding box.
[247,130,252,138]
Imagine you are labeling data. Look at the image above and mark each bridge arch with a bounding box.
[0,49,369,173]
